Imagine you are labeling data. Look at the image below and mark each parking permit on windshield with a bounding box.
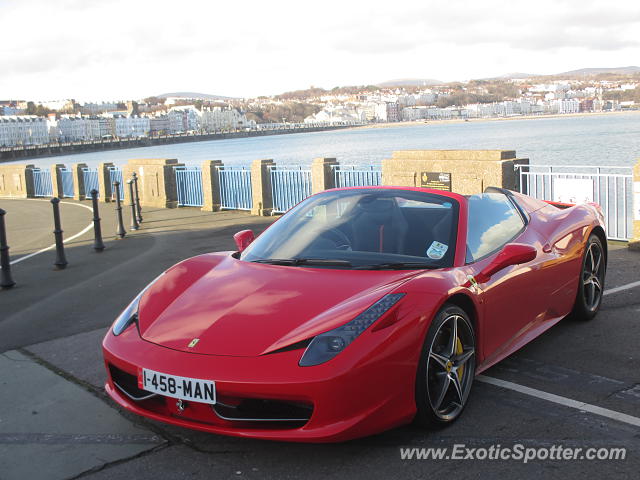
[426,241,448,259]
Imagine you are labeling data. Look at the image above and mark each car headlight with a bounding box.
[299,293,405,367]
[112,273,165,336]
[112,293,143,336]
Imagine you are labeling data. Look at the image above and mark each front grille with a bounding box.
[108,364,156,401]
[213,398,313,425]
[108,364,313,430]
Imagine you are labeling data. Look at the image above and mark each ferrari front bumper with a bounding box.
[102,323,419,442]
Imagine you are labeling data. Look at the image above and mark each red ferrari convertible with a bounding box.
[103,186,607,442]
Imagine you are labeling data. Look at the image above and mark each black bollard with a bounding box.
[0,208,16,289]
[113,181,126,239]
[51,197,68,270]
[128,179,139,231]
[90,189,105,251]
[132,172,143,224]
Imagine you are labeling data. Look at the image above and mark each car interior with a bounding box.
[320,194,456,262]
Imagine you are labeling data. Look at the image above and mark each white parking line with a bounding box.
[478,375,640,428]
[603,280,640,296]
[3,199,94,266]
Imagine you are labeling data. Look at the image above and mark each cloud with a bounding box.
[331,1,640,54]
[0,0,639,98]
[472,212,524,259]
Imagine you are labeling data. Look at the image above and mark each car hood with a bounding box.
[138,253,419,357]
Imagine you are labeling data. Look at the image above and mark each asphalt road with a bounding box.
[0,198,638,480]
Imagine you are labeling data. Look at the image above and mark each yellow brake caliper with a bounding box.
[455,337,464,381]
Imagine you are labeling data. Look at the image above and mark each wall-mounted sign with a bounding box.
[421,172,452,191]
[553,178,594,204]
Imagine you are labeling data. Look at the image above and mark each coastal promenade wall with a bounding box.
[0,164,34,198]
[632,162,640,250]
[382,150,529,194]
[0,125,353,163]
[0,149,528,204]
[2,151,639,248]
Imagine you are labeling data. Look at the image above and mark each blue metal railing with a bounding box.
[333,165,381,187]
[82,168,99,198]
[217,167,252,210]
[60,168,74,197]
[108,167,124,200]
[32,169,53,197]
[269,166,312,214]
[175,166,204,207]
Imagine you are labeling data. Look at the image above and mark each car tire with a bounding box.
[571,234,606,321]
[415,303,476,428]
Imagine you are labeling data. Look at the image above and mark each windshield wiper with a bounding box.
[353,262,438,270]
[251,258,353,267]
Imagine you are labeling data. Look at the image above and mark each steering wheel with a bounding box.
[320,228,352,251]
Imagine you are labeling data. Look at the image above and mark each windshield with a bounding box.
[241,188,459,269]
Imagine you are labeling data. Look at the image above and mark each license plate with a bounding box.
[139,368,216,404]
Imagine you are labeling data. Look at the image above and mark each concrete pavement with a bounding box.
[0,350,165,480]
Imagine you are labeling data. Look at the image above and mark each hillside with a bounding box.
[556,66,640,76]
[377,78,443,87]
[157,92,237,101]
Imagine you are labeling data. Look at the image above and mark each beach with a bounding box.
[351,109,640,131]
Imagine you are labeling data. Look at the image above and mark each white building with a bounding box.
[374,103,389,122]
[397,95,417,107]
[561,98,580,113]
[465,103,494,118]
[167,106,200,132]
[304,105,364,125]
[401,106,428,121]
[359,103,378,122]
[114,116,150,137]
[37,99,75,112]
[427,108,452,120]
[96,117,115,137]
[62,117,87,140]
[200,107,250,132]
[0,116,49,146]
[49,116,115,141]
[80,102,119,115]
[54,116,89,141]
[519,100,532,115]
[416,93,437,105]
[149,115,170,135]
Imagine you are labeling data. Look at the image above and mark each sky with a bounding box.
[1,0,639,101]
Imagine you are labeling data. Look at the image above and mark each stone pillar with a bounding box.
[50,164,65,198]
[0,164,35,198]
[201,160,223,212]
[381,150,529,195]
[630,160,640,251]
[98,162,115,202]
[250,159,275,216]
[124,158,184,208]
[72,163,88,200]
[311,157,338,194]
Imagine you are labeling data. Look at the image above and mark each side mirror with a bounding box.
[475,243,537,283]
[233,229,255,253]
